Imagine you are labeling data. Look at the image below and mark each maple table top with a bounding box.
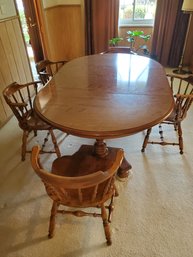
[35,53,174,139]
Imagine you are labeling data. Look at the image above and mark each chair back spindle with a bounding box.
[3,81,61,160]
[31,145,124,245]
[36,59,68,85]
[141,74,193,154]
[3,82,40,128]
[168,75,193,122]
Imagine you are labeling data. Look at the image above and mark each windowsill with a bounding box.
[119,24,154,28]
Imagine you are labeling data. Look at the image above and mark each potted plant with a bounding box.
[109,30,151,55]
[127,30,151,55]
[109,37,123,47]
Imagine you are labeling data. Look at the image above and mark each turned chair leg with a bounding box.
[50,129,61,157]
[158,124,164,141]
[107,194,115,223]
[34,130,37,137]
[177,123,183,154]
[101,203,112,245]
[48,201,59,239]
[41,131,50,152]
[141,128,152,152]
[114,185,119,197]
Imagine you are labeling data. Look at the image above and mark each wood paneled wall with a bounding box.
[43,4,85,61]
[0,17,32,126]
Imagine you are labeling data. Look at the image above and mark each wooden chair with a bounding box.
[31,145,124,245]
[3,81,61,161]
[36,59,68,85]
[141,74,193,154]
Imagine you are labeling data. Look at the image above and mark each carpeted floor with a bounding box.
[0,108,193,257]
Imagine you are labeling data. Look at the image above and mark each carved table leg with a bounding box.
[94,139,108,157]
[93,139,132,179]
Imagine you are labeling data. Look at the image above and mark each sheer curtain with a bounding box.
[84,0,119,55]
[151,0,189,67]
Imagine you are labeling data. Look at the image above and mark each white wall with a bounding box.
[42,0,81,8]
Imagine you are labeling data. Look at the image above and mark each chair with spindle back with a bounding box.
[141,74,193,154]
[3,81,61,161]
[36,59,68,85]
[31,145,124,245]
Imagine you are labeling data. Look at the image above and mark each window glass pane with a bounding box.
[119,0,157,26]
[134,0,156,21]
[119,0,133,21]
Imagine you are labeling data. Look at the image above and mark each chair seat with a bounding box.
[23,112,51,130]
[165,108,177,122]
[165,105,185,123]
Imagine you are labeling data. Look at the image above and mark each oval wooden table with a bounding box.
[34,54,174,178]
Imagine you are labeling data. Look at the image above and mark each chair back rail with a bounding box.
[141,74,193,154]
[36,59,68,85]
[3,82,41,127]
[3,81,61,161]
[167,74,193,122]
[175,94,193,121]
[31,145,123,206]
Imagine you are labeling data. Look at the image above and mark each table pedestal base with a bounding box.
[93,139,132,179]
[52,144,132,178]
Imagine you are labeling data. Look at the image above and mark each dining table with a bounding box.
[34,53,174,178]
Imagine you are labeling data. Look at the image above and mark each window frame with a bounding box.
[119,0,156,27]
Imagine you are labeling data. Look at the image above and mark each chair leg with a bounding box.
[42,131,50,152]
[48,201,59,239]
[114,185,119,197]
[174,123,178,131]
[34,130,37,137]
[49,129,61,157]
[107,194,115,223]
[177,123,183,154]
[21,130,29,161]
[158,124,164,141]
[101,203,112,246]
[141,128,152,152]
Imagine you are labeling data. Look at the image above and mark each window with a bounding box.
[119,0,157,26]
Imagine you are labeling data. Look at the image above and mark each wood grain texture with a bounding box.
[43,5,84,61]
[35,53,174,139]
[0,17,32,125]
[31,144,124,244]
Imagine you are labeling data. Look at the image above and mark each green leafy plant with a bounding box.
[109,30,151,55]
[127,30,151,55]
[109,37,123,46]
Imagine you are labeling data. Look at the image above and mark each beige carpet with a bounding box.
[0,110,193,257]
